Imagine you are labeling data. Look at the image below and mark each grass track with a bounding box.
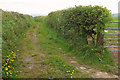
[14,23,90,78]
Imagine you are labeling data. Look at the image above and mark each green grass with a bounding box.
[35,21,91,78]
[12,22,90,78]
[36,17,118,74]
[43,55,90,78]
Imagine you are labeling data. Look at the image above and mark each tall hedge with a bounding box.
[47,5,112,47]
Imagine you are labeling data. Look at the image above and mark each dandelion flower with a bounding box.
[5,67,8,70]
[6,59,9,61]
[6,72,9,76]
[10,72,12,74]
[5,63,7,65]
[11,51,14,53]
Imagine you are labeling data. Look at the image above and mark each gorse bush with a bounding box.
[2,10,34,78]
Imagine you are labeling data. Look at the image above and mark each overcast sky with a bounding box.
[0,0,119,15]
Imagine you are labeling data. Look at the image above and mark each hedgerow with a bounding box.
[44,6,117,72]
[47,5,113,47]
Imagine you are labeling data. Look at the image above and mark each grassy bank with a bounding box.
[2,10,34,78]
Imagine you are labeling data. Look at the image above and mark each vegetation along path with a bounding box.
[14,23,118,78]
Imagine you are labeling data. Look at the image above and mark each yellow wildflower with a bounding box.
[11,59,14,62]
[10,72,12,74]
[5,67,8,70]
[2,66,4,68]
[70,74,72,76]
[8,66,10,68]
[13,57,16,59]
[6,59,9,61]
[11,51,14,53]
[6,72,9,76]
[5,63,7,65]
